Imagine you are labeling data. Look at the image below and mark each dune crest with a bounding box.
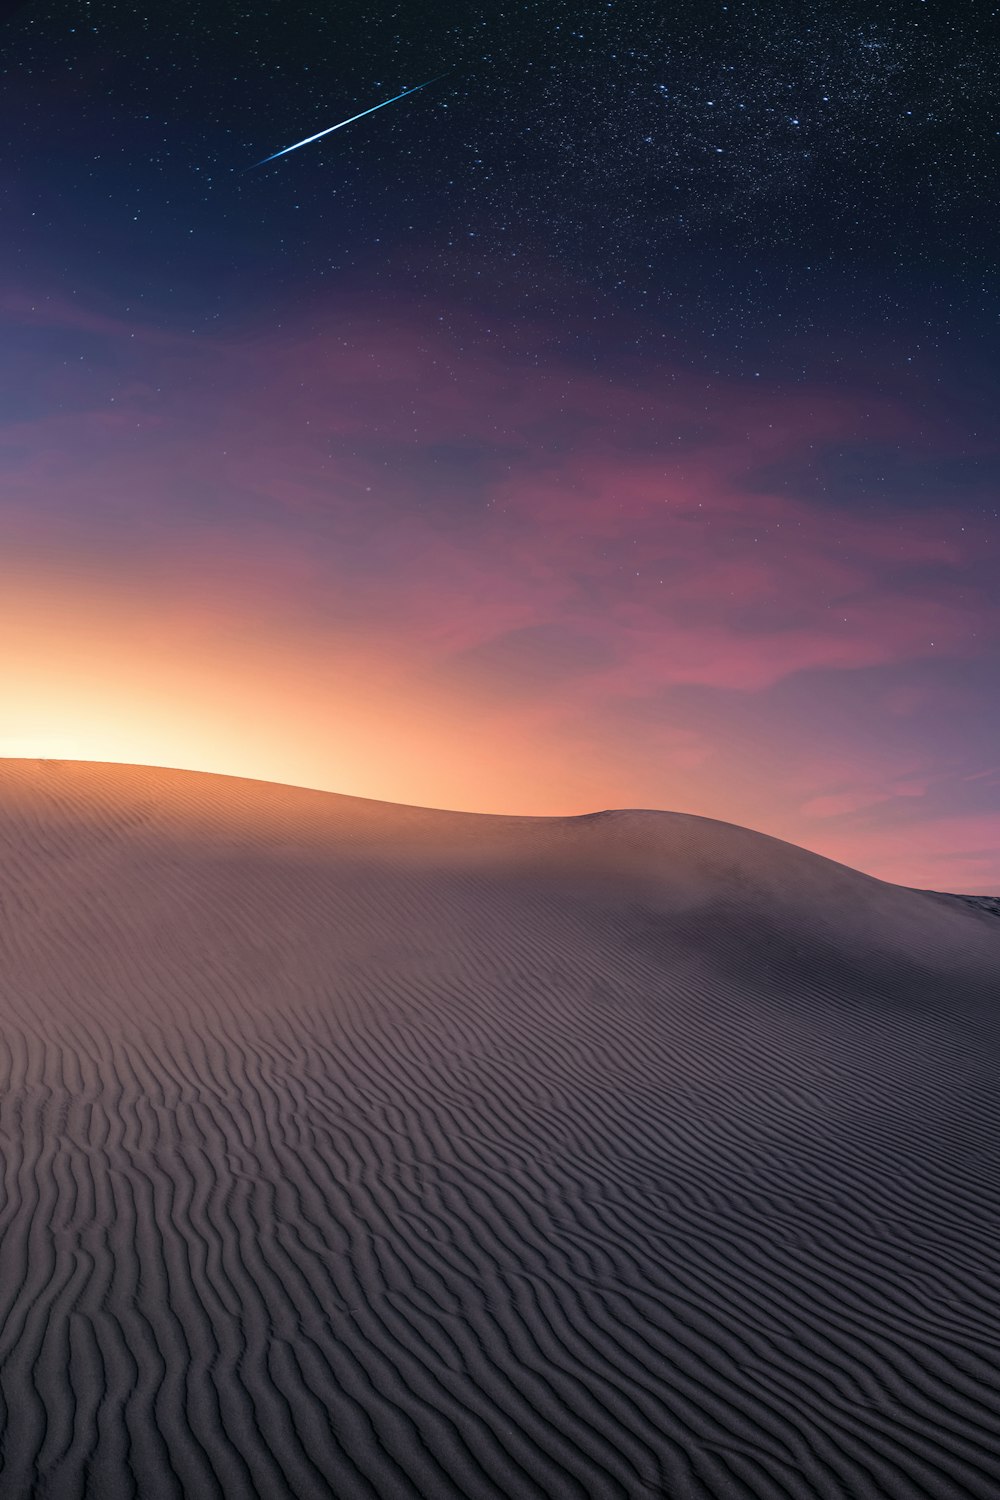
[1,758,999,1499]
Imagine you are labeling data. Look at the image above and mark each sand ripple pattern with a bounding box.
[1,760,1000,1499]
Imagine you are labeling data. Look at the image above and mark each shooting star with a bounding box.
[251,75,448,168]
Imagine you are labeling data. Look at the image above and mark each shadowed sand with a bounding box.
[1,759,999,1499]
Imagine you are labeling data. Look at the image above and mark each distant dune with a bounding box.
[1,758,999,1500]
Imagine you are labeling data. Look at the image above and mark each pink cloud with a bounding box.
[964,765,1000,785]
[801,779,930,820]
[3,291,1000,889]
[1,298,994,704]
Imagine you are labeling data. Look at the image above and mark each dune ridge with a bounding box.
[0,758,999,1499]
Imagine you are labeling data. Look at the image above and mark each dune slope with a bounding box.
[1,758,999,1499]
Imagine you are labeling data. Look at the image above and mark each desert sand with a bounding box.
[0,758,998,1499]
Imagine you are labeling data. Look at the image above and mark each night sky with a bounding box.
[2,0,998,890]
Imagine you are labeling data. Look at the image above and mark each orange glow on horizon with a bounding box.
[0,574,632,817]
[3,294,997,896]
[4,567,999,895]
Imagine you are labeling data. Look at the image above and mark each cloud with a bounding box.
[1,301,994,697]
[2,288,999,885]
[801,779,930,820]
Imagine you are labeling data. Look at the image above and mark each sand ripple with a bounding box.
[1,760,999,1499]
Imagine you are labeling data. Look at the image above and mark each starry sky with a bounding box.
[2,0,999,890]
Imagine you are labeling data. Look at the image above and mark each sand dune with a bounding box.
[0,760,999,1499]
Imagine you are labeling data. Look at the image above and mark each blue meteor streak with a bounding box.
[251,75,447,168]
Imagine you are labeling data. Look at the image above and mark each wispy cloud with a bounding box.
[2,290,998,887]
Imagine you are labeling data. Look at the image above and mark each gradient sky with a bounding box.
[1,0,998,891]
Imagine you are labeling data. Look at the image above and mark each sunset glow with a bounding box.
[2,0,997,895]
[3,298,997,891]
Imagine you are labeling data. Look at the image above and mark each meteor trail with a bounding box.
[251,75,447,168]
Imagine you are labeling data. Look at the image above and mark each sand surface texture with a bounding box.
[1,759,999,1500]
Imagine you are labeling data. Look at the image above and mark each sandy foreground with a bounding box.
[0,759,998,1499]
